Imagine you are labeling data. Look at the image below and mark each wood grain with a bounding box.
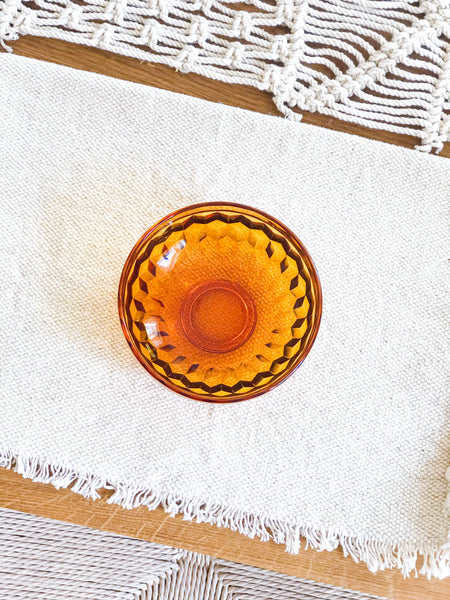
[2,35,449,599]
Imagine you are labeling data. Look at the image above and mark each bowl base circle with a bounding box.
[180,279,256,354]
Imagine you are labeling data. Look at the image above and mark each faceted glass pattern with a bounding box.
[118,203,322,402]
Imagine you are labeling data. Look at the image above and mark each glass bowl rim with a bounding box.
[118,201,323,403]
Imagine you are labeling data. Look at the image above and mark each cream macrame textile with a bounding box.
[1,0,450,153]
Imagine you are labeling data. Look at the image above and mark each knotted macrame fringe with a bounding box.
[2,449,449,579]
[1,0,450,153]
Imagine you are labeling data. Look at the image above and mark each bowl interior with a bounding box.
[118,203,322,402]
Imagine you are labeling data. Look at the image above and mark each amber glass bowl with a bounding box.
[118,203,322,402]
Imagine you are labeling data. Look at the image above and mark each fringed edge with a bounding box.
[1,448,449,579]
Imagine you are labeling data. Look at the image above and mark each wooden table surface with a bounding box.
[2,36,450,600]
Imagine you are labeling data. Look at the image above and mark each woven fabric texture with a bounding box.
[1,0,450,152]
[0,53,449,577]
[0,507,388,600]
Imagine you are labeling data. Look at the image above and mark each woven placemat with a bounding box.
[0,507,387,600]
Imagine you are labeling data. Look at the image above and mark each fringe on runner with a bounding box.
[1,448,449,579]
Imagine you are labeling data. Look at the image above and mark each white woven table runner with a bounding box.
[1,0,450,152]
[0,53,449,578]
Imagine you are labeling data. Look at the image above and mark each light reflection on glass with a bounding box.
[157,239,186,269]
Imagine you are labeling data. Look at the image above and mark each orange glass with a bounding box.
[118,203,322,402]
